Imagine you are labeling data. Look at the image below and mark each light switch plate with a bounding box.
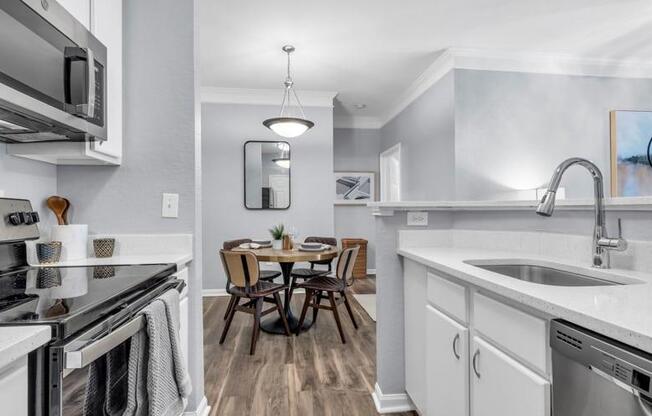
[407,211,428,226]
[162,193,179,218]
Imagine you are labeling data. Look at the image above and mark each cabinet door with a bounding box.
[426,305,469,416]
[179,296,189,370]
[0,357,28,416]
[404,259,427,413]
[57,0,91,28]
[471,336,550,416]
[89,0,123,161]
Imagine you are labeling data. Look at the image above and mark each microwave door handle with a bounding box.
[64,314,145,369]
[77,48,95,118]
[63,47,95,119]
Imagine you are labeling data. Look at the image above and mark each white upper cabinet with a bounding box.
[426,305,469,416]
[471,336,550,416]
[8,0,122,165]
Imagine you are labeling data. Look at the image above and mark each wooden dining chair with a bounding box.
[289,236,337,299]
[222,238,281,320]
[295,246,359,344]
[219,250,290,355]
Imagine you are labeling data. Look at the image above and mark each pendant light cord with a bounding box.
[277,47,306,119]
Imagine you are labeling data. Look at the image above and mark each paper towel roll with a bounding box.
[51,225,88,261]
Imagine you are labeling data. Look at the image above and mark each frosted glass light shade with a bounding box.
[263,117,314,138]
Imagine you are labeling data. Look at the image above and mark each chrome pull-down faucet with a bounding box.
[536,157,627,268]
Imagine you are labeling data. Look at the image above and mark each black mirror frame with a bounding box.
[243,140,291,210]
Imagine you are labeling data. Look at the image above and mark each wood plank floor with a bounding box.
[203,276,415,416]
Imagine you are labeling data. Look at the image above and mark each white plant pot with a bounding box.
[272,239,283,249]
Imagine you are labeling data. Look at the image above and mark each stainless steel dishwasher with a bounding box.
[551,320,652,416]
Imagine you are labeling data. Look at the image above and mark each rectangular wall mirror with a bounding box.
[244,141,291,209]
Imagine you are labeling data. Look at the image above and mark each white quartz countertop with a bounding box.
[398,246,652,353]
[30,253,193,270]
[0,326,51,369]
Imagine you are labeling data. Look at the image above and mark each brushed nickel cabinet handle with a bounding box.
[452,333,461,360]
[472,349,481,378]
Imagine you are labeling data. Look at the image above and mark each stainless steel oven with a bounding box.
[0,0,107,143]
[23,276,186,416]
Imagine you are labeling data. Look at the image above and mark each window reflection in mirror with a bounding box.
[244,141,291,209]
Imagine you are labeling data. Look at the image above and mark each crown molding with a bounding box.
[380,47,652,126]
[201,87,338,107]
[334,116,383,129]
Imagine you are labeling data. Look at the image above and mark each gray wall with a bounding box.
[0,144,57,229]
[202,103,334,290]
[377,69,652,202]
[57,3,196,234]
[333,128,380,270]
[380,71,456,201]
[57,0,206,410]
[455,69,652,200]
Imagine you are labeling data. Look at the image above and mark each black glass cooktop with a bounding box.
[0,263,176,340]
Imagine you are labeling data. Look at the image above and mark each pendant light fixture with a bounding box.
[263,45,315,138]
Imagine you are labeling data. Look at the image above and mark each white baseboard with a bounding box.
[367,268,376,275]
[202,288,228,297]
[184,396,211,416]
[372,383,415,414]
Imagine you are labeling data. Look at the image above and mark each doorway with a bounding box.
[380,143,401,202]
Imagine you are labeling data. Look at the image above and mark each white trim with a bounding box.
[201,87,337,107]
[184,396,211,416]
[367,268,376,275]
[380,47,652,126]
[381,49,455,125]
[372,383,415,414]
[202,288,228,297]
[333,116,383,129]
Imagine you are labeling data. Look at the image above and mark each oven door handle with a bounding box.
[65,314,145,369]
[63,279,185,369]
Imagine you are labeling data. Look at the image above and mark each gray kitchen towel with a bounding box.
[123,289,192,416]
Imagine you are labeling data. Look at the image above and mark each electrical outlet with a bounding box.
[407,211,428,226]
[0,190,5,197]
[162,193,179,218]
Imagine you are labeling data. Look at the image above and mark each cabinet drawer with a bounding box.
[427,272,467,323]
[473,292,547,373]
[0,357,28,416]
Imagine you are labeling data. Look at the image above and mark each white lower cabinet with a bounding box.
[471,336,550,416]
[408,269,552,416]
[404,259,428,413]
[426,305,469,416]
[0,357,29,416]
[179,294,189,371]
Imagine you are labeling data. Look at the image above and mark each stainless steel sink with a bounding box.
[468,263,622,287]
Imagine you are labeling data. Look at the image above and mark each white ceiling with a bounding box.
[199,0,652,124]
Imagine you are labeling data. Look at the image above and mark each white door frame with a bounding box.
[380,143,401,202]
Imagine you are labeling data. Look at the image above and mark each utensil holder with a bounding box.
[93,238,115,258]
[51,225,88,261]
[36,241,62,264]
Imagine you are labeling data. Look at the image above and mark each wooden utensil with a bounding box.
[62,197,70,225]
[47,196,70,225]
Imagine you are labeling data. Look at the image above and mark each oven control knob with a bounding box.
[8,212,24,225]
[24,212,39,225]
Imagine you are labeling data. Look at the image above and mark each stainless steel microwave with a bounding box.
[0,0,107,143]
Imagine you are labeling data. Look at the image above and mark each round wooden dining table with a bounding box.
[235,246,339,334]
